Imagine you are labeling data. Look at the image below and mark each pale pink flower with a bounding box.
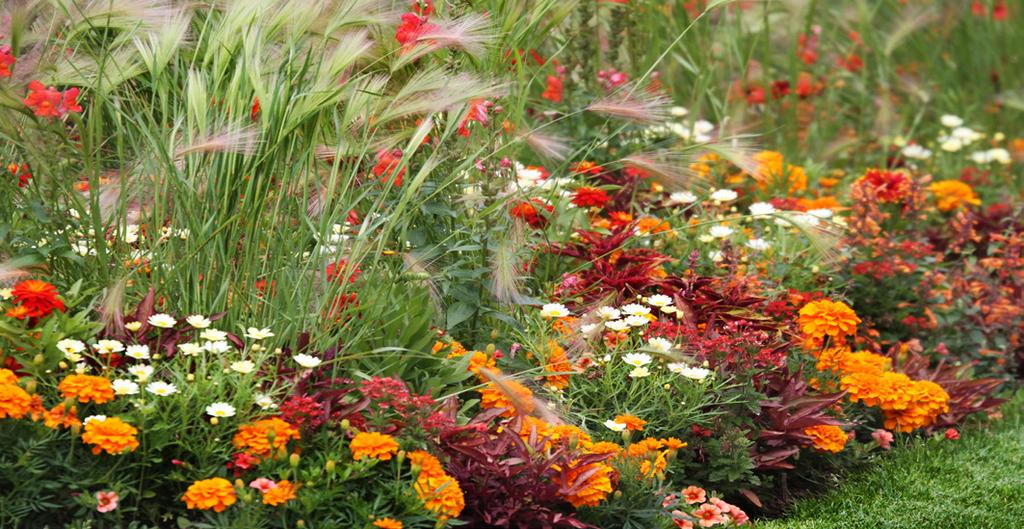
[249,477,278,493]
[872,429,894,450]
[96,491,119,513]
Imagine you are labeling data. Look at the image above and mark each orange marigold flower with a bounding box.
[550,424,593,449]
[561,462,615,508]
[43,403,81,429]
[10,279,66,318]
[58,374,116,404]
[5,304,32,320]
[182,477,237,512]
[407,450,446,479]
[0,368,18,385]
[415,473,465,521]
[0,382,33,419]
[883,380,950,433]
[232,418,300,458]
[586,441,623,456]
[479,375,534,417]
[751,150,807,194]
[262,479,298,506]
[929,180,980,211]
[351,431,400,461]
[544,340,572,390]
[804,424,847,453]
[82,417,139,455]
[662,437,687,450]
[798,299,860,342]
[614,413,647,431]
[373,518,403,529]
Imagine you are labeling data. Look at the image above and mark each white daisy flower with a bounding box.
[57,339,86,355]
[147,314,177,329]
[112,379,140,395]
[596,306,621,320]
[293,354,322,369]
[901,144,932,160]
[749,202,777,216]
[670,106,689,117]
[540,303,570,319]
[709,225,734,238]
[619,304,651,317]
[125,344,150,360]
[628,366,652,378]
[669,191,698,204]
[205,402,236,418]
[94,340,125,355]
[230,360,256,375]
[604,420,627,432]
[605,320,630,332]
[678,366,712,381]
[128,365,154,382]
[622,315,647,327]
[204,341,232,354]
[667,362,688,374]
[646,294,673,307]
[708,250,724,262]
[245,327,274,340]
[178,343,203,357]
[83,415,107,425]
[200,329,228,342]
[940,114,963,128]
[580,323,599,334]
[746,238,771,251]
[623,353,652,367]
[145,381,178,396]
[255,395,278,410]
[709,188,738,202]
[647,337,673,354]
[186,315,212,329]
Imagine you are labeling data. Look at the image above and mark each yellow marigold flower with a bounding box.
[586,441,622,456]
[479,376,534,418]
[58,374,115,404]
[639,450,668,478]
[613,413,646,432]
[415,473,464,522]
[0,368,18,385]
[798,299,861,342]
[351,431,400,461]
[408,450,446,479]
[929,180,980,211]
[43,403,81,429]
[182,477,237,512]
[816,348,889,376]
[232,418,300,458]
[82,417,139,455]
[561,462,615,508]
[373,518,403,529]
[662,437,687,450]
[752,150,808,194]
[551,424,592,449]
[884,380,950,432]
[804,424,848,453]
[261,479,298,506]
[544,341,572,390]
[0,382,32,419]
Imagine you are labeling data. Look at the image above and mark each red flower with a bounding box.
[509,199,553,229]
[745,83,766,105]
[994,0,1008,20]
[0,45,15,77]
[458,99,493,137]
[395,12,437,51]
[944,428,960,440]
[250,96,261,120]
[7,163,31,188]
[971,1,986,16]
[227,452,260,476]
[372,148,406,186]
[570,161,603,175]
[23,81,82,118]
[541,75,564,103]
[794,72,822,98]
[797,32,819,65]
[326,260,362,283]
[771,80,791,99]
[837,53,864,73]
[11,279,66,319]
[571,187,610,208]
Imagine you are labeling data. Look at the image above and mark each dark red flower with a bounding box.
[994,0,1008,20]
[571,186,610,208]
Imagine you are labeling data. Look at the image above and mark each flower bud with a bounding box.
[210,417,219,425]
[234,479,244,489]
[396,450,406,465]
[340,419,351,432]
[289,453,300,467]
[23,378,37,394]
[325,460,336,474]
[33,354,45,365]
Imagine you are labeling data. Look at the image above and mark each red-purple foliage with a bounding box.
[752,369,847,470]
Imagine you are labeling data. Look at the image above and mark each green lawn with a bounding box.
[757,392,1024,529]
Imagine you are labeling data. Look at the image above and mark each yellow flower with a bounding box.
[929,180,980,211]
[350,431,400,461]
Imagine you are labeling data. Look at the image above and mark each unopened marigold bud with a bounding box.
[33,354,45,365]
[340,419,351,431]
[290,453,300,467]
[234,479,244,489]
[210,417,219,426]
[325,460,336,474]
[485,343,496,354]
[23,378,37,393]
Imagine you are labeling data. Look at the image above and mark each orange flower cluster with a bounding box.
[751,150,808,194]
[43,403,81,429]
[804,424,848,453]
[613,414,647,432]
[518,416,593,451]
[5,279,66,319]
[816,347,890,375]
[232,418,300,458]
[82,417,140,455]
[409,450,464,522]
[0,370,32,420]
[929,180,980,211]
[435,340,496,380]
[560,461,615,508]
[58,374,115,404]
[351,431,400,461]
[261,480,298,506]
[373,518,403,529]
[543,340,572,390]
[478,373,535,418]
[182,477,237,512]
[798,299,861,344]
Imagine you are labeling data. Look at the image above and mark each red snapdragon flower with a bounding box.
[0,45,15,77]
[23,81,82,118]
[571,186,610,208]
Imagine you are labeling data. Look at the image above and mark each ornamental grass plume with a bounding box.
[182,477,237,512]
[82,417,139,455]
[803,424,848,453]
[350,431,400,461]
[232,418,300,458]
[58,374,116,404]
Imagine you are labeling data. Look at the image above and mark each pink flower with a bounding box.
[681,485,707,505]
[249,477,278,493]
[662,493,679,508]
[671,512,695,529]
[871,429,894,450]
[693,503,725,527]
[95,491,119,513]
